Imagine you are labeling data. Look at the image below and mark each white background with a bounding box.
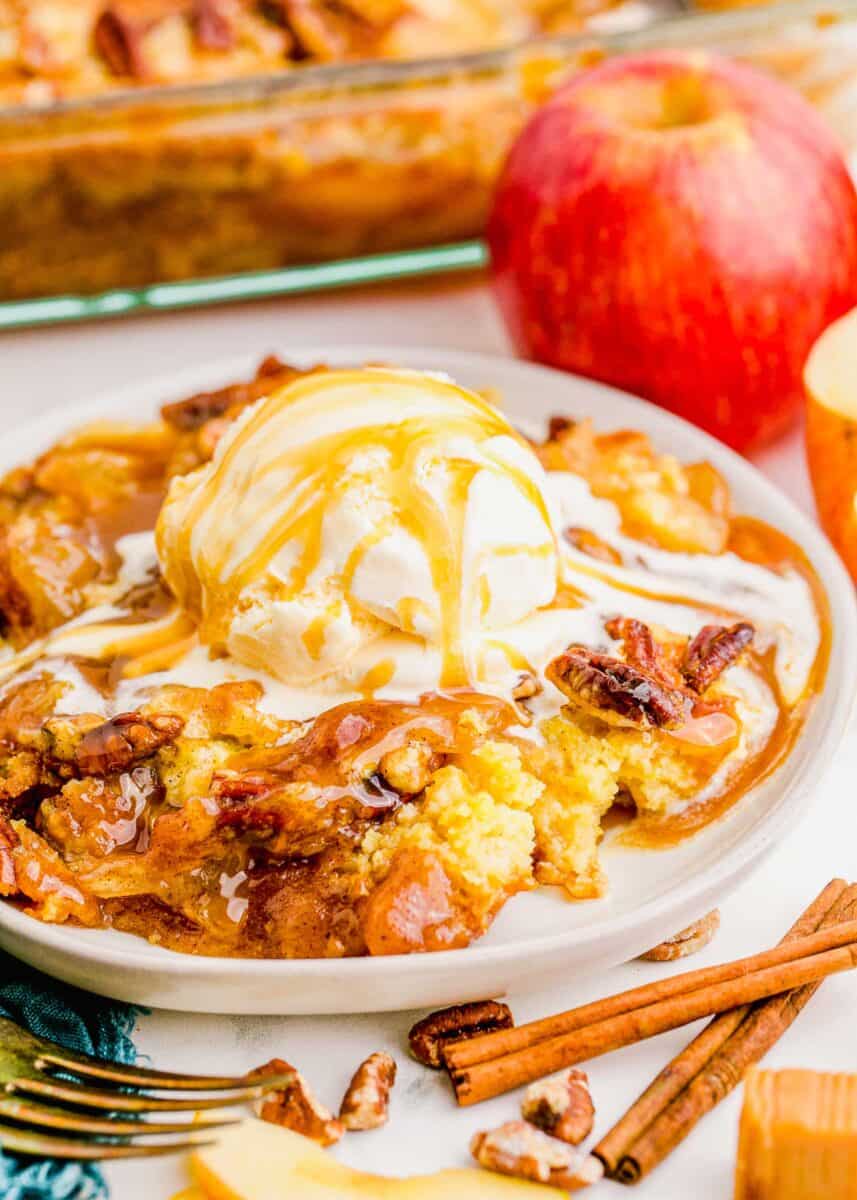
[2,277,855,1199]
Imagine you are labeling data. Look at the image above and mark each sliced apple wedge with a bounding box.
[805,307,857,582]
[188,1120,565,1199]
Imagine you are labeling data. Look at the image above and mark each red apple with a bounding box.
[488,51,857,451]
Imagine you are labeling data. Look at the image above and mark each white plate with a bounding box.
[1,346,855,1014]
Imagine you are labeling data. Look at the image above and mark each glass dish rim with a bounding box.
[1,0,855,125]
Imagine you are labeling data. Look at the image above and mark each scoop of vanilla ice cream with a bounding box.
[156,367,559,687]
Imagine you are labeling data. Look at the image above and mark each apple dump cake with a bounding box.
[0,361,827,957]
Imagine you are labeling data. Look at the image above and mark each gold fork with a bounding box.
[0,1015,292,1160]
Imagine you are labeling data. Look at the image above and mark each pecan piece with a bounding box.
[565,527,622,565]
[161,356,295,430]
[522,1069,595,1146]
[511,672,542,702]
[640,909,721,962]
[339,1052,396,1131]
[376,738,440,797]
[252,1058,343,1146]
[548,415,576,441]
[408,1000,513,1069]
[471,1121,604,1190]
[682,623,755,694]
[74,712,184,776]
[511,672,542,725]
[547,645,688,730]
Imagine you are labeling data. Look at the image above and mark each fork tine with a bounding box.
[36,1052,271,1092]
[0,1126,214,1161]
[9,1076,287,1112]
[0,1095,238,1137]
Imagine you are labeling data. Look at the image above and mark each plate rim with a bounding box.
[2,344,855,987]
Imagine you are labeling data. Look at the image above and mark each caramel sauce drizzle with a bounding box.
[163,370,557,688]
[0,390,831,865]
[625,517,832,848]
[220,691,516,811]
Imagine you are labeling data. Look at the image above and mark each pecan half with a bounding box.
[522,1069,595,1146]
[408,1000,514,1069]
[640,909,721,962]
[471,1121,604,1190]
[339,1051,396,1131]
[604,617,663,678]
[73,712,184,776]
[547,645,687,730]
[682,623,755,694]
[252,1058,343,1146]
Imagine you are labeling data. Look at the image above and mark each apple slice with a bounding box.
[804,307,857,582]
[188,1120,565,1199]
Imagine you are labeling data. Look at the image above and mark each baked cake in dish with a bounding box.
[0,0,601,104]
[0,360,827,957]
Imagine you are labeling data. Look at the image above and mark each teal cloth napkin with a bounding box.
[0,954,140,1200]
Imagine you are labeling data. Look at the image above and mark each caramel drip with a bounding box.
[0,607,198,688]
[358,658,396,699]
[222,691,517,807]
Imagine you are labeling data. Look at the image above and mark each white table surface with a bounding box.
[2,277,855,1200]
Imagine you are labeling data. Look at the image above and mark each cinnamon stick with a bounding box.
[601,880,857,1184]
[449,926,857,1105]
[594,877,847,1177]
[445,907,857,1073]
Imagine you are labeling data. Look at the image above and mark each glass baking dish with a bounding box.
[0,0,855,314]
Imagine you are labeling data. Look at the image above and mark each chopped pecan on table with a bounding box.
[339,1051,396,1131]
[546,645,688,731]
[72,712,184,776]
[252,1058,343,1146]
[640,909,721,962]
[471,1121,604,1190]
[522,1069,595,1146]
[408,1000,514,1069]
[682,623,755,694]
